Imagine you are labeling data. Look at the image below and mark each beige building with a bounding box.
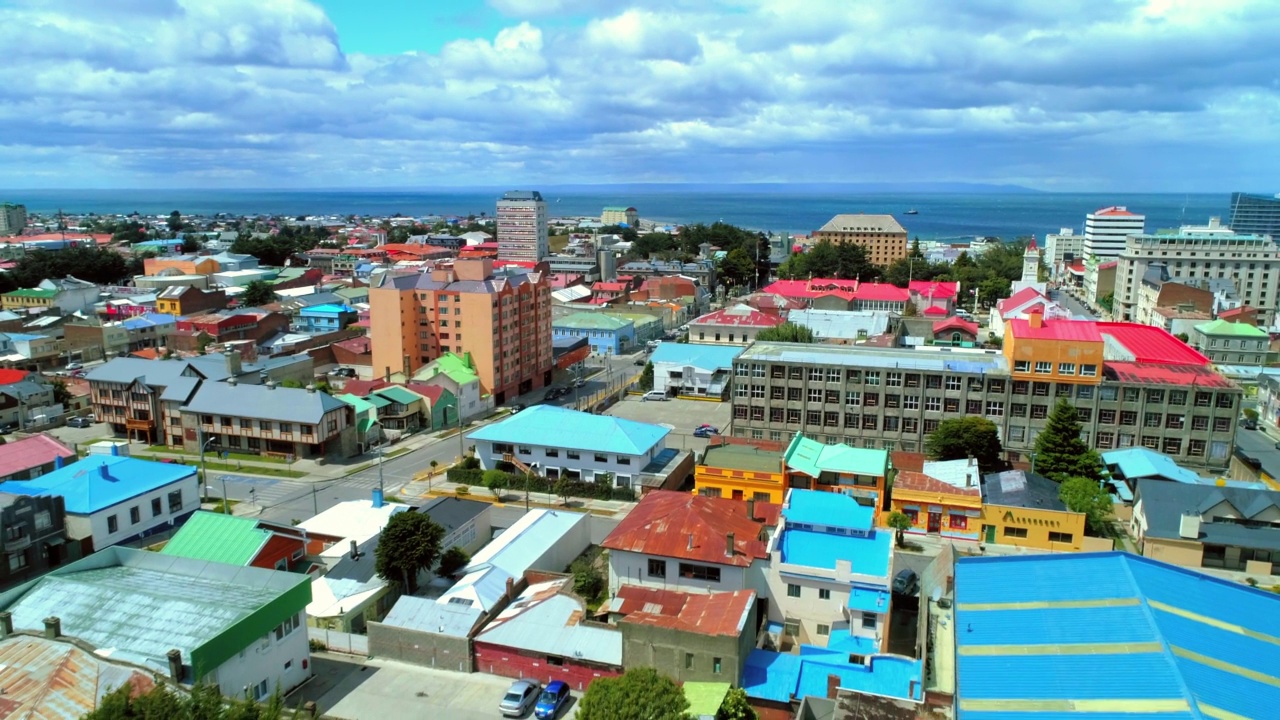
[811,214,908,267]
[602,206,639,227]
[0,203,26,236]
[1131,478,1280,577]
[1083,260,1117,310]
[496,190,548,262]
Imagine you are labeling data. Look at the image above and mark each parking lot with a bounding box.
[603,395,733,454]
[291,654,578,720]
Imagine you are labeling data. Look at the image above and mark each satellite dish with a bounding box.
[930,587,942,603]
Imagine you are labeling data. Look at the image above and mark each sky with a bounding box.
[0,0,1277,192]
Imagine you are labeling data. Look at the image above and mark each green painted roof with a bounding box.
[554,312,633,330]
[415,351,480,386]
[358,417,378,433]
[1195,318,1268,337]
[372,386,421,405]
[701,443,782,474]
[160,511,269,566]
[4,288,57,299]
[613,313,663,327]
[364,394,392,409]
[683,682,730,716]
[337,393,376,415]
[784,433,889,478]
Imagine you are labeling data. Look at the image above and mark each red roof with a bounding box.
[592,282,628,292]
[130,348,163,360]
[854,282,910,302]
[615,586,756,637]
[739,292,806,312]
[894,470,981,498]
[995,287,1048,315]
[339,379,390,396]
[601,491,775,567]
[1104,362,1233,388]
[692,305,786,328]
[932,317,978,335]
[908,280,960,300]
[333,336,372,354]
[1217,306,1253,319]
[405,383,445,404]
[1096,322,1210,366]
[922,305,949,316]
[1098,261,1119,270]
[1092,206,1139,217]
[0,434,75,479]
[891,451,926,473]
[1026,236,1037,251]
[1007,317,1103,342]
[0,369,32,385]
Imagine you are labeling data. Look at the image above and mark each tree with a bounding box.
[754,322,815,343]
[718,248,756,289]
[50,378,73,407]
[576,667,690,720]
[11,246,132,287]
[716,687,758,720]
[167,210,184,233]
[924,416,1004,475]
[1034,400,1104,483]
[639,361,654,391]
[901,301,919,317]
[570,556,604,601]
[82,681,295,720]
[1058,476,1114,534]
[885,511,913,548]
[239,280,277,307]
[436,546,470,578]
[483,469,509,498]
[181,234,203,253]
[374,511,444,594]
[554,476,574,505]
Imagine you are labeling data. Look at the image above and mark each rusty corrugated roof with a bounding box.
[0,635,157,719]
[600,491,772,567]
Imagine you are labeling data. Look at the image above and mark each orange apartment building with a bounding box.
[811,213,909,267]
[1002,310,1104,389]
[369,258,554,405]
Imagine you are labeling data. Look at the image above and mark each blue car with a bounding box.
[534,680,570,719]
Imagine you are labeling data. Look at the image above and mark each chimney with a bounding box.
[0,611,12,639]
[826,673,840,699]
[372,488,384,509]
[54,455,64,470]
[266,380,276,390]
[226,349,242,376]
[306,384,317,393]
[1179,511,1201,540]
[1028,310,1044,329]
[349,540,360,559]
[227,376,237,387]
[506,577,515,598]
[725,532,735,558]
[385,366,391,382]
[746,498,756,520]
[966,473,973,487]
[98,463,110,479]
[43,616,61,639]
[687,533,694,551]
[109,443,119,457]
[167,649,183,682]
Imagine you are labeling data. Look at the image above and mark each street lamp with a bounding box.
[525,462,539,512]
[198,429,218,505]
[376,439,384,495]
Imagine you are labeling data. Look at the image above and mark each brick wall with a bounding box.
[473,641,621,691]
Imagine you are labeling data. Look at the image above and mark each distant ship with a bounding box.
[904,209,919,215]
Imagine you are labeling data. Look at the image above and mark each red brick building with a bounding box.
[168,310,289,352]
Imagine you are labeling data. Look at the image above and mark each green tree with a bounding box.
[81,681,295,720]
[754,322,816,343]
[924,416,1004,475]
[436,545,470,578]
[901,301,919,317]
[1058,476,1114,534]
[554,476,574,505]
[374,511,445,594]
[576,667,690,720]
[639,361,654,391]
[716,687,758,720]
[167,210,184,233]
[11,246,132,287]
[718,248,756,288]
[885,511,913,548]
[239,280,277,307]
[50,378,73,407]
[279,379,304,389]
[181,234,203,253]
[483,469,510,498]
[570,556,604,601]
[1034,400,1104,483]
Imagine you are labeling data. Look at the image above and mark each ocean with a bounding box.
[4,187,1230,242]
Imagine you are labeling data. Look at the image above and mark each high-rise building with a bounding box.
[0,203,27,236]
[811,214,908,267]
[1082,206,1145,259]
[1043,228,1084,271]
[369,258,553,405]
[1228,192,1280,238]
[497,190,548,262]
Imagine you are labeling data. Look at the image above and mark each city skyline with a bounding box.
[0,0,1277,191]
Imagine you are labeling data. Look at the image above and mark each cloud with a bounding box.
[0,0,1277,190]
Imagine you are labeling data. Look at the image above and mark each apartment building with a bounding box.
[1112,229,1280,324]
[810,214,908,267]
[369,259,553,405]
[1082,206,1145,259]
[496,190,548,262]
[179,380,357,459]
[1228,192,1280,237]
[729,316,1241,469]
[1043,228,1084,274]
[0,203,26,236]
[601,206,639,227]
[1190,319,1270,365]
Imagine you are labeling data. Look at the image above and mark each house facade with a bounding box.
[0,493,74,590]
[179,381,358,459]
[1191,319,1270,365]
[1131,478,1280,576]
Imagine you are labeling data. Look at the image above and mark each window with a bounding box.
[1031,405,1048,419]
[713,657,723,674]
[685,653,694,670]
[279,423,292,433]
[594,453,608,462]
[887,372,902,387]
[107,515,119,533]
[1013,380,1029,395]
[679,563,721,582]
[1034,361,1052,374]
[1120,411,1138,426]
[1077,408,1091,422]
[903,395,919,410]
[808,367,824,381]
[826,368,841,383]
[925,397,941,412]
[9,551,28,572]
[1003,526,1028,539]
[1048,532,1074,544]
[865,371,880,386]
[846,391,862,406]
[816,624,830,637]
[862,613,877,629]
[1033,382,1050,397]
[647,558,666,578]
[1014,360,1031,372]
[152,498,162,516]
[949,514,968,530]
[945,376,961,391]
[787,387,802,402]
[240,418,251,429]
[808,388,823,403]
[1077,386,1093,400]
[1058,363,1075,375]
[617,456,632,465]
[787,584,801,598]
[1146,389,1165,404]
[1081,364,1097,376]
[259,420,271,431]
[34,510,51,530]
[567,450,580,459]
[167,490,183,513]
[129,506,141,524]
[818,588,831,600]
[545,448,559,458]
[1144,412,1162,428]
[966,399,982,414]
[986,401,1004,417]
[1099,409,1116,424]
[1056,383,1073,398]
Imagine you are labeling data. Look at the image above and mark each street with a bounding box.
[1050,287,1097,319]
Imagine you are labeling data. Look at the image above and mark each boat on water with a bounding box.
[904,209,918,215]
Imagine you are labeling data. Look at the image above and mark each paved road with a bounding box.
[1050,287,1097,319]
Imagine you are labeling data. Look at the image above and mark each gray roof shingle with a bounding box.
[182,383,348,423]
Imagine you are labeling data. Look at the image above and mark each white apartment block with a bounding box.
[1113,230,1280,325]
[1082,207,1145,260]
[497,190,548,262]
[1044,228,1084,273]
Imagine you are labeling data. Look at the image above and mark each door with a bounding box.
[927,512,942,533]
[732,490,744,500]
[984,524,996,543]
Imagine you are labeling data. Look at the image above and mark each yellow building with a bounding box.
[695,443,786,503]
[889,469,983,541]
[979,469,1087,551]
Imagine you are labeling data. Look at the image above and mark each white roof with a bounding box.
[464,508,587,578]
[437,565,514,613]
[552,285,591,303]
[300,500,411,550]
[306,576,386,619]
[922,458,981,490]
[475,579,622,666]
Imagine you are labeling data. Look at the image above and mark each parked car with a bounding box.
[499,680,541,717]
[693,424,720,438]
[333,367,357,378]
[67,416,93,428]
[893,568,919,596]
[573,377,585,388]
[534,681,570,720]
[509,403,526,413]
[65,362,83,371]
[641,390,669,402]
[0,424,14,435]
[1241,417,1258,430]
[634,358,647,366]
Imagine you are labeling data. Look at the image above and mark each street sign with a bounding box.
[286,454,295,463]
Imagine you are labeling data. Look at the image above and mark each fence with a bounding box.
[308,627,369,656]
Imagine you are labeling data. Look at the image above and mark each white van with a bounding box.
[642,390,669,402]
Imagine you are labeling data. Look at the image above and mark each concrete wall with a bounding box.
[207,613,310,699]
[621,605,755,684]
[608,549,751,595]
[1140,536,1205,568]
[366,623,472,673]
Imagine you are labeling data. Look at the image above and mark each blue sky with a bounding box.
[0,0,1276,192]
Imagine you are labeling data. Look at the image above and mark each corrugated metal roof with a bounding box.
[465,507,588,578]
[380,595,482,637]
[469,405,668,456]
[615,587,756,637]
[739,341,1008,373]
[182,382,349,424]
[1103,448,1201,484]
[777,526,892,577]
[602,491,772,567]
[0,434,75,480]
[2,456,196,514]
[300,499,411,547]
[476,579,622,666]
[954,552,1280,720]
[784,433,888,480]
[0,635,159,719]
[649,342,744,370]
[160,511,269,566]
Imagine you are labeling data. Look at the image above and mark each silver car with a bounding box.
[500,679,542,717]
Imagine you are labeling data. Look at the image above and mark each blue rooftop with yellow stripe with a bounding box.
[954,552,1280,720]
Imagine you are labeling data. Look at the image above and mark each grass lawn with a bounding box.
[137,454,307,479]
[146,446,286,465]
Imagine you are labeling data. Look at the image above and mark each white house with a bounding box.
[648,342,744,399]
[1,454,199,551]
[467,405,670,489]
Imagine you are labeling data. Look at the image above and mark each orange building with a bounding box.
[369,258,553,405]
[1003,310,1104,386]
[143,256,219,276]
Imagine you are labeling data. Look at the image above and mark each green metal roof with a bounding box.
[3,288,57,299]
[553,312,633,330]
[160,511,269,566]
[701,443,782,474]
[784,433,888,478]
[1194,318,1268,337]
[684,682,731,717]
[337,393,376,415]
[364,394,392,409]
[372,386,421,405]
[416,352,480,386]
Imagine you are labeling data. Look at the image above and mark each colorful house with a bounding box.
[695,442,786,503]
[979,470,1088,551]
[1003,311,1104,386]
[783,433,888,520]
[888,468,982,541]
[296,303,359,333]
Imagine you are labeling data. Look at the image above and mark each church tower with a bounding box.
[1021,236,1040,285]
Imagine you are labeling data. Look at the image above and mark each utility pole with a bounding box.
[376,441,384,495]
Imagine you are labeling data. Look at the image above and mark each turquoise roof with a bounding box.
[3,456,196,514]
[783,488,874,531]
[954,552,1280,720]
[846,586,891,614]
[784,433,889,478]
[650,342,743,370]
[1102,447,1201,484]
[778,527,892,577]
[300,303,355,315]
[160,511,269,566]
[470,405,669,456]
[743,648,921,704]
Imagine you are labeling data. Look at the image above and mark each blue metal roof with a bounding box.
[743,648,922,704]
[783,489,875,531]
[778,527,892,578]
[1103,447,1201,484]
[649,342,744,370]
[846,587,890,614]
[469,405,669,456]
[3,456,197,514]
[954,552,1280,720]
